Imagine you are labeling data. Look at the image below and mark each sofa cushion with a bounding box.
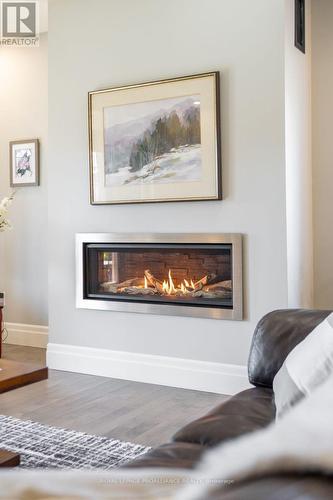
[273,312,333,417]
[248,309,332,388]
[172,387,275,447]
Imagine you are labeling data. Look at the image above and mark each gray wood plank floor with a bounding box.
[0,344,227,447]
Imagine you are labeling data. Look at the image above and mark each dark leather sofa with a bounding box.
[127,309,333,499]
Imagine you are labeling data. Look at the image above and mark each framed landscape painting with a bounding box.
[88,72,221,205]
[10,139,40,187]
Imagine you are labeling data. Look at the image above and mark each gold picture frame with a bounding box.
[88,72,222,205]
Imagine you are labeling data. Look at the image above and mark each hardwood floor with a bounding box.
[1,344,227,447]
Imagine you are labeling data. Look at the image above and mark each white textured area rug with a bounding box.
[0,415,150,470]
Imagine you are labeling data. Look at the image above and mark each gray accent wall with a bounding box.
[48,0,288,366]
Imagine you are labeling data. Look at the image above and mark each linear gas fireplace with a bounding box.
[76,234,243,320]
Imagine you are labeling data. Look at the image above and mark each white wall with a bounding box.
[0,34,48,325]
[312,0,333,309]
[285,0,314,308]
[48,0,288,373]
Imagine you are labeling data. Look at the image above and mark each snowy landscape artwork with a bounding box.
[103,95,202,187]
[89,72,221,204]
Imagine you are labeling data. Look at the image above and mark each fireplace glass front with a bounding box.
[84,243,233,309]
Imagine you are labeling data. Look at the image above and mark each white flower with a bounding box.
[0,193,14,233]
[0,220,12,232]
[0,194,14,210]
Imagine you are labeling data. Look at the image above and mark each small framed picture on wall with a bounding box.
[10,139,40,187]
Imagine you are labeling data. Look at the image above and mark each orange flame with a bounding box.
[160,270,196,296]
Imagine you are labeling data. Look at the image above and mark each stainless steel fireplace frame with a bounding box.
[76,233,243,320]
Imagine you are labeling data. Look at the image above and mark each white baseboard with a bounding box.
[47,343,251,395]
[4,323,48,349]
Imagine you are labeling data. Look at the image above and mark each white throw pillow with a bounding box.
[273,313,333,418]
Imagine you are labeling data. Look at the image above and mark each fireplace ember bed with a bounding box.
[76,234,242,320]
